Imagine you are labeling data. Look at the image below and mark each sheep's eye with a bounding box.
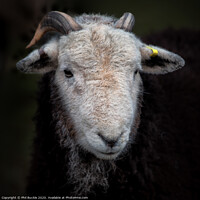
[64,70,73,78]
[134,69,139,77]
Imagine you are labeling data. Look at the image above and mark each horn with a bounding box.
[26,11,82,48]
[114,12,135,32]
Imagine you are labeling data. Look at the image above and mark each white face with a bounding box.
[55,25,142,160]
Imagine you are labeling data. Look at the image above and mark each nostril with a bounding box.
[98,133,118,148]
[106,140,117,148]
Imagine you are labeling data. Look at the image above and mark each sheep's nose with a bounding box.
[98,133,119,148]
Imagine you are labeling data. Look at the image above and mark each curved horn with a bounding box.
[26,11,82,48]
[114,12,135,32]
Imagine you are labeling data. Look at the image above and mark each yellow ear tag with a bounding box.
[146,46,158,57]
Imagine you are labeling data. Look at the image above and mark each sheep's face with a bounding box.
[55,25,142,159]
[17,13,185,160]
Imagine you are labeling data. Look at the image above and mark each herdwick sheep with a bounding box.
[16,12,188,199]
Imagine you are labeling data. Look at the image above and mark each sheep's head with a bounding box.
[17,11,185,160]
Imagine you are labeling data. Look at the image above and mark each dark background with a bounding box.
[0,0,199,195]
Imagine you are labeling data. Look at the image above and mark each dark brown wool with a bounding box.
[27,29,200,200]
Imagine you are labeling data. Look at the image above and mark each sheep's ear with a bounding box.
[139,44,185,74]
[16,39,58,74]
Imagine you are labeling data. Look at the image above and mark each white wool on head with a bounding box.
[55,24,142,160]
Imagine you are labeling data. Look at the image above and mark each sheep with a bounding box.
[16,11,187,199]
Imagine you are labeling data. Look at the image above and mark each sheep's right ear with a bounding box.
[16,39,58,74]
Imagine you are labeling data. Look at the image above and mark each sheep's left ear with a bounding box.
[139,44,185,74]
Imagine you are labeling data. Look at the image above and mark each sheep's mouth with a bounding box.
[98,150,121,157]
[100,151,117,155]
[86,148,122,160]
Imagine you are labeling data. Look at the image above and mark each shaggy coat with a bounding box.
[26,29,200,199]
